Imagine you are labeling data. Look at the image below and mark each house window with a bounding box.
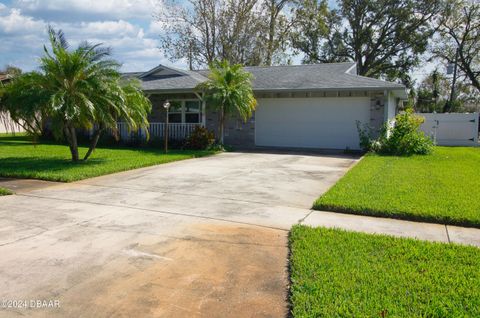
[168,101,182,123]
[167,100,202,124]
[185,101,201,123]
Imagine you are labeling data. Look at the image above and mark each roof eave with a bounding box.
[143,88,199,94]
[253,86,405,93]
[389,88,408,100]
[143,86,406,95]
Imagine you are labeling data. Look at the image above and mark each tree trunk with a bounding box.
[83,128,103,161]
[63,125,78,161]
[65,125,79,162]
[266,0,277,66]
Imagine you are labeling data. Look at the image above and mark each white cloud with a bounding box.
[70,20,141,37]
[13,0,160,20]
[0,8,45,35]
[147,20,168,35]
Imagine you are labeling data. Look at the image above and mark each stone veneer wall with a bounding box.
[369,93,386,137]
[205,109,256,148]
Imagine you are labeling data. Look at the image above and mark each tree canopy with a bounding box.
[292,0,442,85]
[0,27,151,161]
[432,0,480,92]
[156,0,294,68]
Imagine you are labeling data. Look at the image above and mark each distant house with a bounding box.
[122,62,407,150]
[0,73,23,133]
[0,73,13,84]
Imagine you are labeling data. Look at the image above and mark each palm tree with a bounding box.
[1,27,151,161]
[196,60,257,144]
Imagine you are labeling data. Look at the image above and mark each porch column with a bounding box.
[384,90,397,122]
[384,90,397,137]
[202,99,206,127]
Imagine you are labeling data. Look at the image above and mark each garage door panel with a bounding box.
[255,97,371,150]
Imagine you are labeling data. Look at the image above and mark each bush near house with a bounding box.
[289,226,480,318]
[184,126,215,150]
[357,108,433,155]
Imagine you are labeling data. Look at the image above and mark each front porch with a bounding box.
[116,122,203,141]
[115,92,206,142]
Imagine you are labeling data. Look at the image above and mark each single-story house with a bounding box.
[122,62,407,150]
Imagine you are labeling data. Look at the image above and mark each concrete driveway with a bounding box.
[0,151,357,318]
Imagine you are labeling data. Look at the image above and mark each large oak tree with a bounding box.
[292,0,442,84]
[432,0,480,92]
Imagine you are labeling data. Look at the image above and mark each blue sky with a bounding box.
[0,0,179,72]
[0,0,431,81]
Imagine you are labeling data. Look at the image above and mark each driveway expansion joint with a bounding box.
[445,225,451,243]
[17,193,291,232]
[75,182,309,210]
[298,210,314,224]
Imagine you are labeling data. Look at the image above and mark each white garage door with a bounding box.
[255,97,371,150]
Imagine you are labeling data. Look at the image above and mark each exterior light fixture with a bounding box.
[163,100,170,154]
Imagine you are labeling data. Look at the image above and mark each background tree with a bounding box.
[290,0,330,64]
[196,60,256,143]
[414,68,478,112]
[156,0,293,68]
[292,0,441,84]
[1,27,151,162]
[264,0,294,65]
[415,70,451,112]
[432,0,480,92]
[0,65,22,76]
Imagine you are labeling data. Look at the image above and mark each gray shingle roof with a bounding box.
[130,62,405,93]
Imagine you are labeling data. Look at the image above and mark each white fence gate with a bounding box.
[419,112,479,146]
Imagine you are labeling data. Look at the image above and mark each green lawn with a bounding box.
[314,147,480,227]
[0,187,12,195]
[289,225,480,318]
[0,134,215,182]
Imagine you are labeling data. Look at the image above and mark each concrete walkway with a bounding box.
[302,210,480,247]
[0,177,60,193]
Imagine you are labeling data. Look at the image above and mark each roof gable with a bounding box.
[139,65,190,79]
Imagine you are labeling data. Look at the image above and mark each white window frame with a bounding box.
[167,99,203,124]
[167,100,183,123]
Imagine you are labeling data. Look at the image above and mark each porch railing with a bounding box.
[115,122,201,141]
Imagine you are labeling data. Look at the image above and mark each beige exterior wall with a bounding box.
[0,115,24,133]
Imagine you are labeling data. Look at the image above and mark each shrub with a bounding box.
[356,121,382,152]
[381,109,433,155]
[184,126,215,150]
[357,108,433,156]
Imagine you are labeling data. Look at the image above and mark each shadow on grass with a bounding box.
[0,135,63,147]
[0,156,106,176]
